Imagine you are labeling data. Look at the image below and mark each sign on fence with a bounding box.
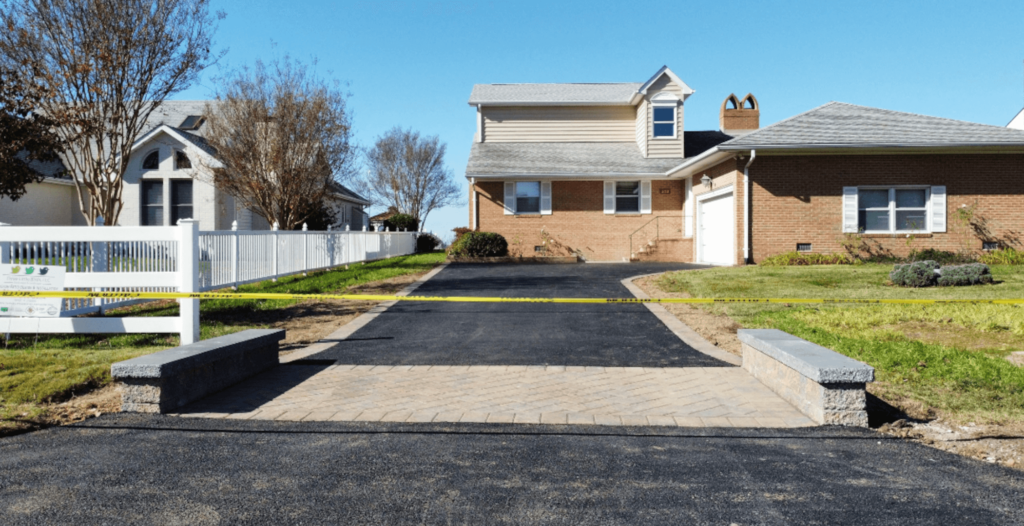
[0,263,66,317]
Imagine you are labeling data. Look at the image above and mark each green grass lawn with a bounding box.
[1,252,445,433]
[656,264,1024,423]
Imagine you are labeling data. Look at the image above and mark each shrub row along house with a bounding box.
[0,101,369,230]
[464,66,1024,264]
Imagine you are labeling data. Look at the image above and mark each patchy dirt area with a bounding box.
[634,271,1024,472]
[878,419,1024,470]
[634,275,744,357]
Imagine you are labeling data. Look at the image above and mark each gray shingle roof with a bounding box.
[328,181,368,204]
[720,102,1024,149]
[468,83,641,105]
[142,101,214,138]
[466,142,681,176]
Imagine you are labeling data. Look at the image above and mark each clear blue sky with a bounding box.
[176,0,1024,238]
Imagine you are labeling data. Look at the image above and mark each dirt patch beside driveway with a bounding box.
[634,275,744,357]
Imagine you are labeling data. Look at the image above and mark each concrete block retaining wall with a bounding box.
[738,329,875,427]
[112,329,284,413]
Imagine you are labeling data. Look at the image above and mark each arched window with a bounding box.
[175,151,192,170]
[142,150,159,170]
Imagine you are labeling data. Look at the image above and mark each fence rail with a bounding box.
[0,221,419,343]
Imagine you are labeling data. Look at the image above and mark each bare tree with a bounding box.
[199,57,356,231]
[0,0,223,225]
[360,127,460,229]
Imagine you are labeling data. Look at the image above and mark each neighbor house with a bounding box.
[465,66,1024,264]
[0,101,369,230]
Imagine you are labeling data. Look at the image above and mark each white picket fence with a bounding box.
[0,220,419,344]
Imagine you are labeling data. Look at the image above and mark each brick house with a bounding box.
[465,66,1024,264]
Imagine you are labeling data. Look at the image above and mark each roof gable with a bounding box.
[720,102,1024,149]
[637,66,694,99]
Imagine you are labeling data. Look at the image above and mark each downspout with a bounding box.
[743,150,756,263]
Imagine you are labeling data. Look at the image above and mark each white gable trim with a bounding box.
[636,66,695,99]
[129,125,222,168]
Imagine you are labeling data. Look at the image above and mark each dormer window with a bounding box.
[142,150,159,170]
[653,106,676,138]
[175,151,192,170]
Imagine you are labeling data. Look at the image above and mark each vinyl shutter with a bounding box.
[604,181,615,214]
[930,186,946,233]
[540,181,552,215]
[504,182,515,215]
[640,180,652,214]
[842,187,858,233]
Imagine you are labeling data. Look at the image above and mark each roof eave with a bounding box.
[664,148,737,178]
[468,100,634,106]
[465,172,674,180]
[718,142,1024,151]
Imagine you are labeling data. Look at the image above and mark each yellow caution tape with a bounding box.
[1,290,1023,305]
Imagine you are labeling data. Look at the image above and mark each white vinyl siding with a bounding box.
[482,106,635,143]
[635,99,648,158]
[645,75,684,158]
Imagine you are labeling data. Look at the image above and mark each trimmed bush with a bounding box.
[759,251,854,266]
[890,260,939,287]
[416,233,440,253]
[448,232,508,258]
[937,263,993,287]
[452,227,471,243]
[979,247,1024,266]
[384,213,419,232]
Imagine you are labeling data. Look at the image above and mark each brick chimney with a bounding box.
[720,93,759,135]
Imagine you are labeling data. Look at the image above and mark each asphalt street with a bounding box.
[0,415,1021,525]
[312,262,729,367]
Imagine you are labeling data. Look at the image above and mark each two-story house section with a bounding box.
[466,66,1024,264]
[466,66,735,262]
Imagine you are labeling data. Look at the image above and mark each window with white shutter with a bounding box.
[842,187,858,233]
[930,186,946,232]
[640,181,652,214]
[540,181,552,215]
[503,182,515,215]
[603,181,615,214]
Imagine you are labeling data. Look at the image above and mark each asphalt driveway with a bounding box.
[312,262,728,367]
[1,415,1021,525]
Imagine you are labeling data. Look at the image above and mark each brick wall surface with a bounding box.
[748,154,1024,262]
[475,180,689,262]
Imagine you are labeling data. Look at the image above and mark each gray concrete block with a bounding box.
[737,329,874,384]
[112,329,284,413]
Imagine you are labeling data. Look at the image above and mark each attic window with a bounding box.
[142,150,159,170]
[175,151,192,170]
[179,115,204,130]
[653,106,676,138]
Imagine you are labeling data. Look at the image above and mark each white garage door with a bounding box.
[698,191,735,265]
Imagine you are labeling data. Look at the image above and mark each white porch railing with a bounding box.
[0,221,419,344]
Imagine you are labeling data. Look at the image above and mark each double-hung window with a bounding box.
[615,182,640,213]
[515,181,541,214]
[652,106,676,138]
[141,181,163,226]
[170,180,194,224]
[858,187,929,233]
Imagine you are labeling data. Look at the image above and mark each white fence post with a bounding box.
[91,217,109,314]
[178,219,200,345]
[271,221,279,282]
[230,220,239,290]
[302,222,308,276]
[327,225,335,268]
[0,222,9,264]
